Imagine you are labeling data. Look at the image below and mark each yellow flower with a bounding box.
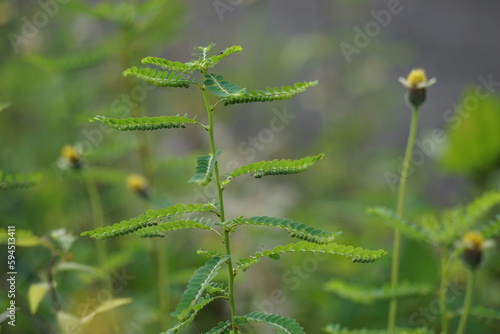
[126,174,149,198]
[460,231,492,270]
[58,144,82,169]
[399,68,436,90]
[462,231,484,251]
[398,68,436,108]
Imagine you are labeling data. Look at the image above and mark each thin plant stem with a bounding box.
[120,29,168,329]
[47,251,61,312]
[388,106,420,333]
[456,269,476,334]
[201,84,237,334]
[439,246,450,334]
[156,238,170,329]
[82,171,111,290]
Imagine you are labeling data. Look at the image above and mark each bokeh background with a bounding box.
[1,0,500,333]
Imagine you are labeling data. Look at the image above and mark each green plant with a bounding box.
[324,70,500,334]
[81,43,387,333]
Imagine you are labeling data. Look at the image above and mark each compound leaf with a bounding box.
[468,306,500,321]
[464,191,500,224]
[90,115,198,131]
[135,220,212,238]
[221,81,318,106]
[141,57,193,73]
[204,73,246,97]
[0,171,42,190]
[231,216,338,244]
[172,256,229,321]
[324,279,432,304]
[161,296,222,334]
[224,154,324,187]
[201,320,232,334]
[236,311,305,334]
[188,151,221,186]
[367,207,428,242]
[81,203,216,239]
[123,66,194,88]
[235,241,387,273]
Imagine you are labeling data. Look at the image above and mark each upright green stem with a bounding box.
[456,269,475,334]
[439,246,450,334]
[82,171,111,290]
[388,106,420,333]
[82,171,121,332]
[202,85,237,333]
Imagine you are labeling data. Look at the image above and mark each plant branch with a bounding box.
[201,83,237,334]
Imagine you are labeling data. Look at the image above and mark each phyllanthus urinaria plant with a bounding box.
[81,44,387,334]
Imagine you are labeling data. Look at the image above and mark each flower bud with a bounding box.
[398,68,436,108]
[461,231,485,270]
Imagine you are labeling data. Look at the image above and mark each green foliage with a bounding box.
[185,44,242,72]
[0,170,42,190]
[0,102,10,112]
[90,115,198,131]
[204,74,246,97]
[324,324,433,334]
[162,296,223,334]
[0,228,48,247]
[201,320,233,334]
[235,241,387,273]
[439,91,500,177]
[481,216,500,238]
[221,81,319,106]
[235,311,305,334]
[123,66,195,88]
[171,256,229,321]
[223,154,324,186]
[188,151,222,186]
[367,207,427,242]
[135,219,213,238]
[324,280,432,304]
[142,57,194,73]
[231,216,338,244]
[465,191,500,224]
[369,191,500,247]
[468,306,500,322]
[81,203,217,239]
[78,43,387,334]
[25,49,112,72]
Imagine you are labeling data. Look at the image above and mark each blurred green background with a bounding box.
[1,0,500,333]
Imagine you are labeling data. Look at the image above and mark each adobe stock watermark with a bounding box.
[8,0,70,53]
[52,80,156,182]
[191,105,296,204]
[340,0,404,64]
[213,0,243,22]
[384,74,500,192]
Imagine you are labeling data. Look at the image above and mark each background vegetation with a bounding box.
[1,1,499,333]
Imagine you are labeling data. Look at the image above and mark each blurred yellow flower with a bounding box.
[59,144,82,169]
[127,174,149,198]
[460,231,493,270]
[399,68,436,90]
[398,68,436,108]
[462,231,485,251]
